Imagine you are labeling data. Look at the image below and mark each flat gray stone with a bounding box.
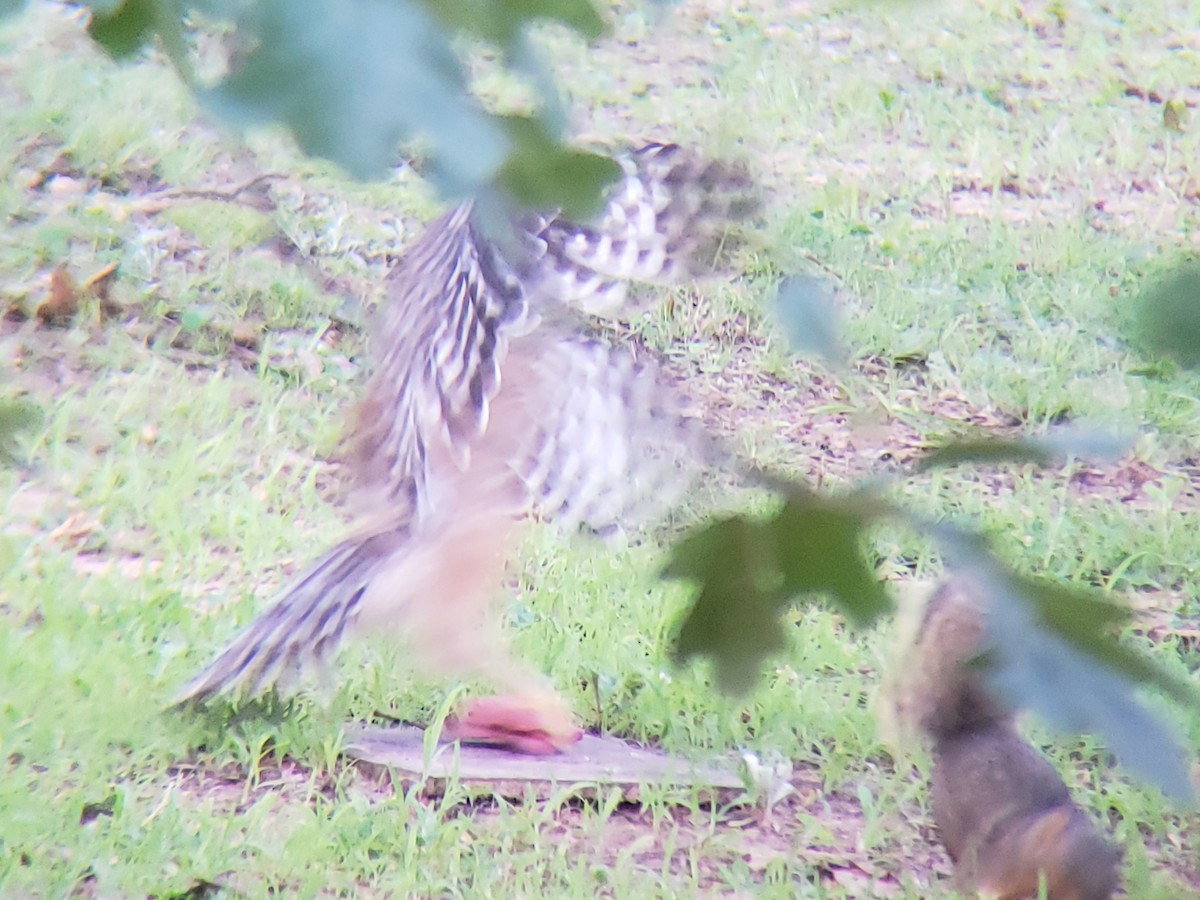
[342,724,743,794]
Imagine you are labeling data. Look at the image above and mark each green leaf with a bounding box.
[1133,259,1200,369]
[0,400,40,465]
[917,428,1129,472]
[421,0,606,45]
[772,276,846,366]
[770,488,893,626]
[666,488,893,694]
[1006,573,1196,706]
[495,115,620,219]
[82,0,615,210]
[86,0,191,76]
[87,0,158,59]
[665,516,788,695]
[205,0,508,188]
[941,532,1196,800]
[917,437,1056,471]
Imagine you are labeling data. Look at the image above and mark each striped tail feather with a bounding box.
[174,529,408,704]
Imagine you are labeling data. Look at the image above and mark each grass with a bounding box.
[2,0,1200,896]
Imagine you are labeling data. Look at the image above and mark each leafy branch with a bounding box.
[66,0,622,216]
[667,276,1200,801]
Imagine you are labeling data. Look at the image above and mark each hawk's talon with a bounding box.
[442,694,583,755]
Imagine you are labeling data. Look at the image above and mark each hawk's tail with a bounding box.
[172,530,404,705]
[178,491,528,705]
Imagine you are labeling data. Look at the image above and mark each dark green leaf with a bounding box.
[86,0,191,74]
[1132,259,1200,369]
[770,488,892,626]
[1005,571,1196,708]
[772,275,846,366]
[917,437,1054,471]
[205,0,507,187]
[666,488,893,694]
[87,0,158,59]
[507,0,606,39]
[917,429,1129,472]
[495,115,620,219]
[665,516,788,695]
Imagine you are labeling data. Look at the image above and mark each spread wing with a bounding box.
[178,143,754,704]
[347,143,753,527]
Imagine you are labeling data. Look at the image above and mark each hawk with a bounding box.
[177,143,755,753]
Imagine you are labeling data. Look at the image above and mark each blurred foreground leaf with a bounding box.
[495,115,621,221]
[205,0,506,187]
[917,428,1130,472]
[0,400,40,465]
[87,0,159,59]
[1133,260,1200,370]
[79,0,615,208]
[671,472,1197,799]
[87,0,188,71]
[942,534,1196,799]
[423,0,605,44]
[770,489,893,625]
[772,275,846,367]
[665,516,787,695]
[666,488,892,694]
